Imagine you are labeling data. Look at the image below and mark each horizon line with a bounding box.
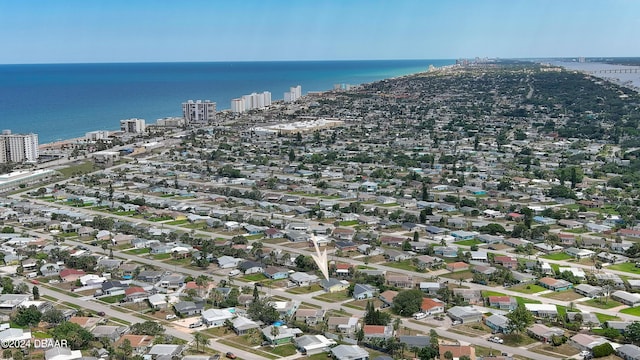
[2,56,636,66]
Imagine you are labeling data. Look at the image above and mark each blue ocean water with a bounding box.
[0,60,454,144]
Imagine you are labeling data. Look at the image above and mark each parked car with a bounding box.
[489,337,504,344]
[97,311,105,316]
[165,314,177,320]
[189,321,203,328]
[225,352,237,359]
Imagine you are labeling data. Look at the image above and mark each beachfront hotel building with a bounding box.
[0,131,39,164]
[182,100,216,124]
[284,85,302,103]
[120,118,146,134]
[232,91,272,113]
[85,130,110,141]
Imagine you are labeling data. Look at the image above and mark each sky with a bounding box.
[0,0,639,64]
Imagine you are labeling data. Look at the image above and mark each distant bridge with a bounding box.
[589,68,640,74]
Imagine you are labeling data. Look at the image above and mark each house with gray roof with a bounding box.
[574,284,602,298]
[295,334,336,356]
[617,344,640,360]
[173,301,203,317]
[353,284,377,300]
[148,344,183,359]
[330,345,369,360]
[485,314,510,333]
[446,306,482,324]
[614,291,640,306]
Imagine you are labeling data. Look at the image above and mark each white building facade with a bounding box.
[0,131,39,163]
[182,100,216,123]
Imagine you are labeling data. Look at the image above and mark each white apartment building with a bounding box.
[120,118,146,134]
[231,98,245,113]
[85,130,110,141]
[284,85,302,103]
[0,131,39,163]
[156,117,185,127]
[232,91,272,113]
[182,100,216,123]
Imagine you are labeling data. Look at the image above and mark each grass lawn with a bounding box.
[313,291,351,302]
[384,260,420,272]
[124,248,151,255]
[620,307,640,316]
[165,219,189,225]
[100,294,125,304]
[453,239,483,246]
[502,334,538,346]
[607,262,640,275]
[541,290,583,301]
[595,312,621,323]
[245,234,264,240]
[265,344,297,357]
[242,273,267,282]
[339,220,359,226]
[515,296,542,305]
[509,284,546,294]
[153,253,172,260]
[550,263,560,274]
[58,161,98,178]
[584,298,623,309]
[481,290,507,297]
[440,270,473,281]
[287,284,323,294]
[531,343,579,357]
[541,252,573,261]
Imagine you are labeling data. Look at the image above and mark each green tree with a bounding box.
[13,305,41,327]
[41,308,65,325]
[52,322,93,349]
[592,342,614,357]
[32,286,40,300]
[625,322,640,345]
[119,338,133,360]
[392,289,424,316]
[130,321,166,336]
[193,332,207,353]
[506,304,534,335]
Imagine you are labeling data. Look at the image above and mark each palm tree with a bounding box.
[193,332,207,353]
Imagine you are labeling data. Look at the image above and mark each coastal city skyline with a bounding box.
[0,0,639,64]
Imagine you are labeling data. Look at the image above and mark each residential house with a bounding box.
[565,247,595,259]
[612,291,640,307]
[147,344,183,359]
[321,278,349,293]
[295,309,325,326]
[333,228,356,241]
[379,290,398,308]
[238,261,264,275]
[295,334,337,356]
[217,256,243,269]
[201,308,235,327]
[452,289,482,305]
[386,274,413,288]
[173,301,203,317]
[485,314,510,334]
[538,277,573,291]
[289,272,320,287]
[353,284,377,300]
[574,284,602,298]
[494,256,517,269]
[363,325,394,339]
[618,344,640,360]
[566,312,600,328]
[44,347,83,360]
[137,270,164,283]
[446,306,482,324]
[419,282,442,296]
[262,325,303,345]
[59,268,86,283]
[124,287,148,303]
[148,294,167,310]
[487,296,517,311]
[327,317,359,334]
[569,333,607,352]
[232,316,260,335]
[524,303,558,318]
[438,345,476,360]
[527,324,564,343]
[335,241,358,252]
[114,334,154,355]
[330,345,369,360]
[91,325,127,342]
[160,274,186,289]
[420,298,445,316]
[447,262,470,272]
[264,266,290,280]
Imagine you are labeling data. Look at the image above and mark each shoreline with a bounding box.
[36,63,453,149]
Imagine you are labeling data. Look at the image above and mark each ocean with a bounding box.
[0,60,454,144]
